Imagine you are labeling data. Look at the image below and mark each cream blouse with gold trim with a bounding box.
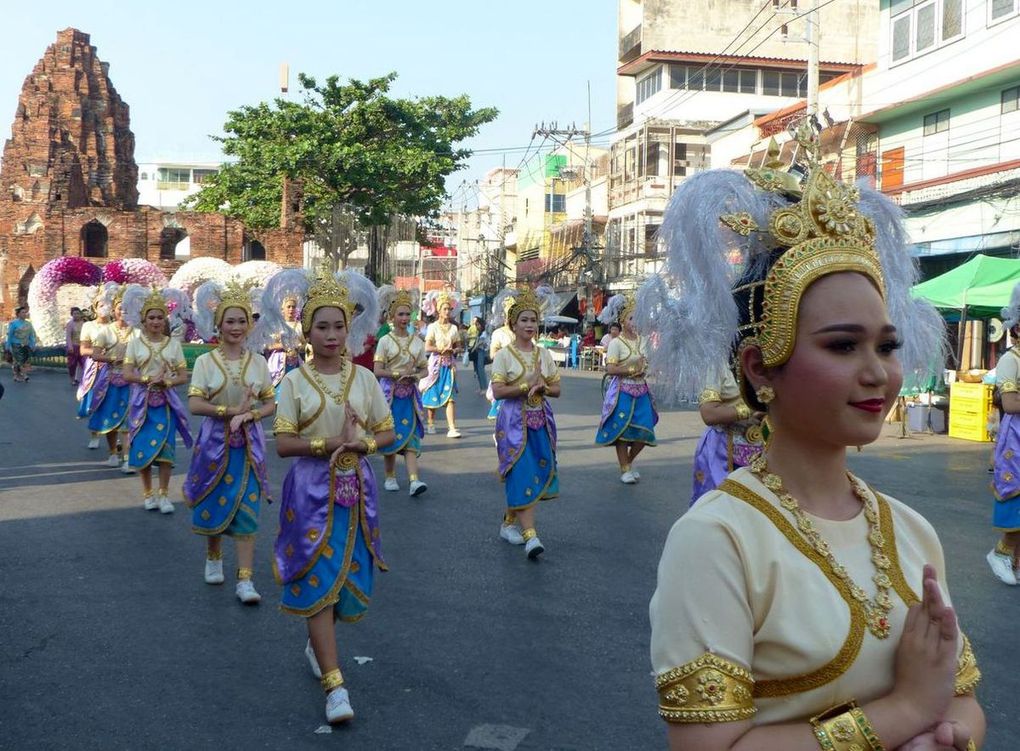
[188,349,275,406]
[425,321,459,353]
[273,361,393,440]
[92,322,134,364]
[488,326,514,359]
[123,335,186,379]
[373,331,427,372]
[698,368,743,406]
[995,346,1020,394]
[650,467,979,725]
[491,344,560,397]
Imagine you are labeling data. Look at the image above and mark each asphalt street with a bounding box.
[0,364,1016,750]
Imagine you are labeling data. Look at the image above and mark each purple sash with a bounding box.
[274,456,386,584]
[418,353,453,393]
[183,416,271,507]
[380,376,426,425]
[495,397,557,477]
[87,364,112,414]
[127,385,194,448]
[76,358,99,402]
[994,413,1020,500]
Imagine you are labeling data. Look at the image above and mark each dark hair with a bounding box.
[609,322,621,332]
[732,248,786,412]
[71,306,81,313]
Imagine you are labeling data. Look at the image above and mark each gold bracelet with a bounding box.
[392,370,401,380]
[249,409,260,422]
[810,701,885,751]
[215,405,227,419]
[364,437,378,455]
[518,382,528,393]
[309,437,327,457]
[848,706,885,751]
[320,668,344,693]
[734,402,751,421]
[141,374,151,385]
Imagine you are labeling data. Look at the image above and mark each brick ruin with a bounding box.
[0,28,304,318]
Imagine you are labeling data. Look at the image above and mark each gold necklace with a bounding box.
[218,348,248,392]
[307,360,350,407]
[749,454,894,639]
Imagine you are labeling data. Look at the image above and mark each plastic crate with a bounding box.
[949,382,993,413]
[948,410,992,442]
[907,404,947,433]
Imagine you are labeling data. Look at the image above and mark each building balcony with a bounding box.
[156,181,190,191]
[619,24,641,64]
[617,102,633,130]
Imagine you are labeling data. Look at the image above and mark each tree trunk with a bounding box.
[366,225,385,284]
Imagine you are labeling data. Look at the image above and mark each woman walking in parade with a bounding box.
[595,292,658,484]
[690,365,764,505]
[490,286,560,559]
[260,267,395,724]
[77,288,113,449]
[642,135,983,750]
[5,306,37,383]
[419,290,463,437]
[267,294,305,399]
[986,282,1020,585]
[87,285,137,472]
[485,290,517,421]
[374,285,428,497]
[65,306,84,385]
[121,286,194,513]
[184,280,276,603]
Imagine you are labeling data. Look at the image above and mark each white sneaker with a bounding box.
[525,535,545,560]
[426,424,437,435]
[446,428,462,438]
[305,639,322,679]
[120,460,136,475]
[499,523,525,545]
[986,549,1018,585]
[158,494,174,514]
[236,579,262,604]
[383,477,399,492]
[409,479,428,497]
[325,687,354,724]
[620,470,638,485]
[87,437,100,450]
[204,559,225,585]
[631,469,641,481]
[143,493,158,511]
[105,454,121,468]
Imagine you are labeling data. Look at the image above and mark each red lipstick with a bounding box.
[850,399,886,413]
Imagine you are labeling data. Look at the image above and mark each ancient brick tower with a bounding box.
[0,29,303,319]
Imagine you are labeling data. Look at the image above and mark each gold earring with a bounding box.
[756,385,775,404]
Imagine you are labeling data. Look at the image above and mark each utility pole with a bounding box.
[805,0,819,117]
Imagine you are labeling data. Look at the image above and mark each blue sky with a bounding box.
[0,0,618,208]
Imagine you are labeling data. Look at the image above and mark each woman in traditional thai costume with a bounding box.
[419,290,462,438]
[595,292,658,485]
[77,292,108,449]
[986,283,1020,586]
[87,286,137,472]
[261,267,395,724]
[490,287,560,559]
[267,294,305,399]
[485,289,517,421]
[374,285,428,497]
[183,280,275,603]
[5,306,36,383]
[690,366,764,505]
[121,286,194,513]
[641,136,983,750]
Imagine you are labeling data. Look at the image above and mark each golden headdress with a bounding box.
[215,280,254,327]
[508,287,544,326]
[436,291,455,312]
[388,288,415,320]
[140,286,168,317]
[724,131,884,368]
[301,268,355,334]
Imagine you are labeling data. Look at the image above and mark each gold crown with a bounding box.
[112,285,127,307]
[388,288,415,320]
[436,291,456,312]
[508,287,544,325]
[215,280,253,326]
[619,292,637,326]
[302,269,355,333]
[141,286,168,317]
[723,128,884,367]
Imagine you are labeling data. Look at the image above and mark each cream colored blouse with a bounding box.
[491,343,560,408]
[425,322,459,353]
[606,334,647,384]
[123,335,186,379]
[374,331,427,373]
[188,349,275,407]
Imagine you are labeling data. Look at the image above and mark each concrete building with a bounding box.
[136,161,221,210]
[607,0,879,290]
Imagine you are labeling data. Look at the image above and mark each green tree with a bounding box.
[184,73,498,280]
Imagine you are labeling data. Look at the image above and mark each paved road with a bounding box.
[0,365,1016,750]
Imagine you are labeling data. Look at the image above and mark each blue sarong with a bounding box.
[379,377,424,456]
[595,376,658,446]
[993,413,1020,532]
[420,354,457,409]
[496,398,558,511]
[88,371,130,435]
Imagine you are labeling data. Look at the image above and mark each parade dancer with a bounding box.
[485,289,517,421]
[78,285,117,449]
[184,280,275,604]
[374,285,428,496]
[642,133,984,749]
[267,294,305,399]
[690,365,764,505]
[87,285,136,472]
[263,267,395,724]
[121,286,194,513]
[987,282,1020,585]
[419,289,463,437]
[490,287,560,559]
[595,292,658,484]
[5,306,37,383]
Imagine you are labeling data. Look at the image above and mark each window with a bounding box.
[739,69,758,93]
[669,65,687,89]
[923,108,950,135]
[881,147,906,190]
[545,194,566,213]
[645,142,661,177]
[991,0,1018,21]
[157,167,190,183]
[192,169,217,184]
[772,0,797,7]
[763,70,781,96]
[1003,86,1020,114]
[891,0,965,64]
[140,172,148,181]
[722,70,740,93]
[673,142,688,177]
[688,68,705,91]
[636,67,662,104]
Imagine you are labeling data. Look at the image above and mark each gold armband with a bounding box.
[364,438,378,455]
[810,701,885,751]
[734,402,751,421]
[999,379,1018,395]
[309,437,327,457]
[215,405,227,419]
[655,653,755,724]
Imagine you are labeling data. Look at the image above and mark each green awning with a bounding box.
[911,253,1020,316]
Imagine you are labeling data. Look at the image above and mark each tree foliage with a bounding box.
[184,73,498,271]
